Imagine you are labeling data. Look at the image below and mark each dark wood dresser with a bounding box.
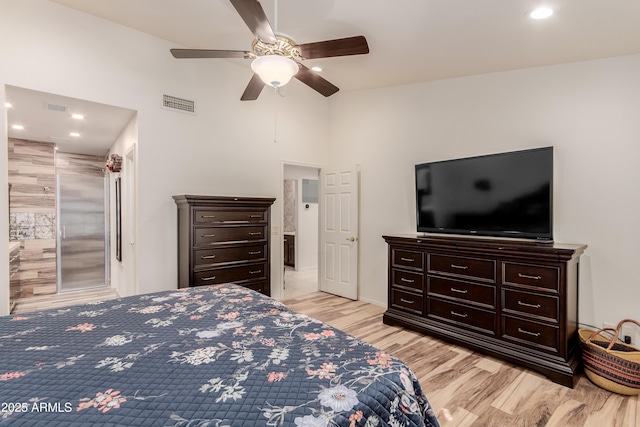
[382,234,587,387]
[174,195,275,295]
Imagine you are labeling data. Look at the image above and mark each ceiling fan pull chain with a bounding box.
[273,86,278,143]
[274,0,278,33]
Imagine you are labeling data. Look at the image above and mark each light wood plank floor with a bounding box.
[282,292,639,427]
[12,287,120,314]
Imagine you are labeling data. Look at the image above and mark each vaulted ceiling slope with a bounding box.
[51,0,640,92]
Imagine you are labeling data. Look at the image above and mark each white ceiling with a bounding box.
[7,0,640,155]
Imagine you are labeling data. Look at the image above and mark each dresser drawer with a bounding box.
[428,298,496,335]
[194,209,266,224]
[392,249,424,270]
[391,269,424,293]
[502,316,560,353]
[429,254,496,282]
[503,262,560,292]
[502,289,559,323]
[193,263,267,286]
[243,281,269,295]
[194,226,266,245]
[390,289,424,315]
[194,244,266,267]
[428,276,495,308]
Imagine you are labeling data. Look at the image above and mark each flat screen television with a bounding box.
[415,147,553,241]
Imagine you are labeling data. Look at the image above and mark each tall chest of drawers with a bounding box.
[174,195,276,295]
[383,235,586,388]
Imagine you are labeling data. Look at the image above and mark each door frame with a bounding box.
[279,160,322,300]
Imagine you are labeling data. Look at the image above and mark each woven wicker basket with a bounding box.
[579,319,640,395]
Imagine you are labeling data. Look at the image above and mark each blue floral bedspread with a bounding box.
[0,284,439,426]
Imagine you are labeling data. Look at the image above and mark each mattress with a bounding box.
[0,284,439,426]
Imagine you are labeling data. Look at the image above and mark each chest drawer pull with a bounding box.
[400,257,415,262]
[518,300,541,309]
[249,232,263,236]
[250,215,262,218]
[451,310,468,318]
[400,298,415,304]
[451,288,468,294]
[249,270,262,275]
[203,234,217,237]
[201,255,217,260]
[201,276,216,281]
[451,264,469,270]
[518,273,542,280]
[400,278,415,283]
[248,251,262,255]
[201,215,216,218]
[518,328,541,337]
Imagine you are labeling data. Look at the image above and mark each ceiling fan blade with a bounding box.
[299,36,369,59]
[229,0,277,44]
[241,73,266,101]
[295,64,339,97]
[171,49,250,59]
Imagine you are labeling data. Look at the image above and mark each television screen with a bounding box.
[415,147,553,240]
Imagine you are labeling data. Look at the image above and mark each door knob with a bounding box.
[346,237,358,242]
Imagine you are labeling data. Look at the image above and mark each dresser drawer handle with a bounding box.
[203,234,217,238]
[400,298,415,304]
[451,288,468,294]
[400,257,415,262]
[201,276,217,281]
[451,311,468,318]
[400,278,415,283]
[451,264,468,270]
[518,300,541,309]
[249,270,262,275]
[201,215,216,218]
[201,255,216,260]
[249,232,262,236]
[518,327,541,337]
[248,251,262,255]
[249,215,262,218]
[518,273,542,280]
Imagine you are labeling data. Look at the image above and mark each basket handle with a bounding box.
[586,327,617,343]
[607,319,640,351]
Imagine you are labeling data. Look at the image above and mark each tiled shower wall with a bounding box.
[8,138,106,298]
[283,179,296,233]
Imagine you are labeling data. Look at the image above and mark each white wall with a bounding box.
[283,165,319,271]
[0,0,330,314]
[329,54,640,329]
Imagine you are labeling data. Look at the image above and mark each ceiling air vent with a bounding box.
[46,103,67,112]
[162,94,196,115]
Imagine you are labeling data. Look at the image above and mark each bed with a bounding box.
[1,284,439,426]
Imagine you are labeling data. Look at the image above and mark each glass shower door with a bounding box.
[57,175,109,292]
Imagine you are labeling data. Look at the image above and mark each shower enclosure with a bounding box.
[56,175,109,292]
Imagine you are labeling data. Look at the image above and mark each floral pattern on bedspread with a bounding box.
[0,284,439,426]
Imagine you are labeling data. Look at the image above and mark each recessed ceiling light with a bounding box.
[12,124,24,130]
[311,66,322,72]
[70,132,80,137]
[529,7,553,19]
[71,113,84,120]
[5,102,13,108]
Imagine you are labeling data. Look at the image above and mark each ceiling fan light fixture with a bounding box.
[251,55,298,88]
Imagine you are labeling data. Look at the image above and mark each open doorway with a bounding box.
[282,163,320,300]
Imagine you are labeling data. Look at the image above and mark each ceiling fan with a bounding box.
[170,0,369,101]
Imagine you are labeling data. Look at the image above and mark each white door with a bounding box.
[123,147,137,296]
[319,165,359,300]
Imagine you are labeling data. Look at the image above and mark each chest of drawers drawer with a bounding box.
[503,262,560,292]
[194,225,266,246]
[193,262,267,286]
[392,249,424,270]
[428,298,496,336]
[428,276,495,309]
[390,288,424,315]
[502,289,559,323]
[429,254,496,282]
[502,315,560,353]
[194,244,266,267]
[194,209,266,224]
[391,269,424,293]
